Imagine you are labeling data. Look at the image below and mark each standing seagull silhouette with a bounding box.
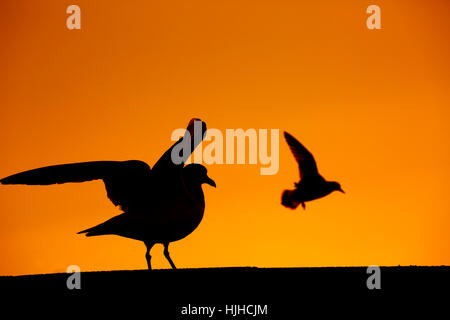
[0,119,215,270]
[282,132,344,210]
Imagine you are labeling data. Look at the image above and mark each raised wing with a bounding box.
[0,160,152,211]
[153,118,207,173]
[284,132,319,180]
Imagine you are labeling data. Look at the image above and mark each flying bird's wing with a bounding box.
[153,118,207,173]
[0,160,152,211]
[284,132,319,180]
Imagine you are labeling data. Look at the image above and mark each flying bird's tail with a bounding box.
[281,189,301,209]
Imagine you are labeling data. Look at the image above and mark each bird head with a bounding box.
[184,164,216,188]
[330,181,345,194]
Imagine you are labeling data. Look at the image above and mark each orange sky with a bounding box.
[0,0,449,275]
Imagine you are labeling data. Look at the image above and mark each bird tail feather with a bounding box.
[281,190,300,209]
[77,213,129,237]
[77,220,113,237]
[77,226,104,237]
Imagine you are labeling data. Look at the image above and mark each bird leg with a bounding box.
[301,202,305,210]
[144,241,155,270]
[163,242,177,269]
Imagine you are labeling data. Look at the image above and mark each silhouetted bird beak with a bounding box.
[339,188,345,193]
[205,176,216,188]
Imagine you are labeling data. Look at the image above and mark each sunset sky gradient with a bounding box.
[1,0,449,275]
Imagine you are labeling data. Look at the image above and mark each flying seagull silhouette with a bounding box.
[0,119,215,270]
[282,132,344,210]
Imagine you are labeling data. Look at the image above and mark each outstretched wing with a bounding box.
[0,160,152,211]
[153,118,207,172]
[284,132,319,180]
